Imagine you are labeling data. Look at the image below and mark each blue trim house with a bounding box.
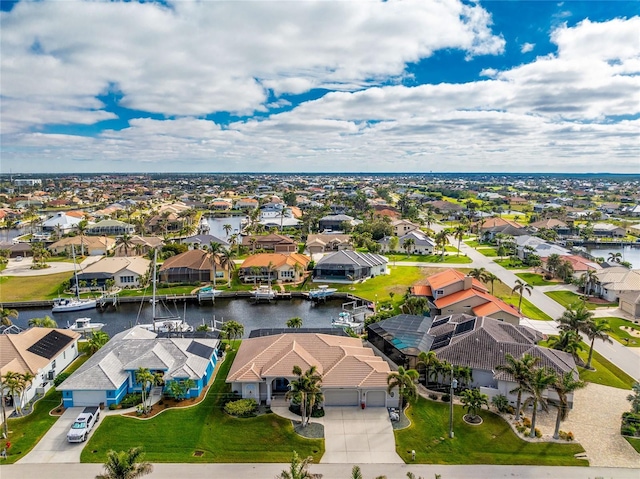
[58,327,219,407]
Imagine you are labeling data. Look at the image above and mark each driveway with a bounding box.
[1,256,102,277]
[18,407,97,464]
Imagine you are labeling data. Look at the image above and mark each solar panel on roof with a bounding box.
[26,330,74,360]
[186,341,215,359]
[430,317,449,329]
[432,336,452,349]
[454,319,476,335]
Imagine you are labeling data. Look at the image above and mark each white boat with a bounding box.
[307,285,338,300]
[67,317,105,333]
[197,286,223,301]
[331,312,363,331]
[252,285,276,300]
[52,246,98,313]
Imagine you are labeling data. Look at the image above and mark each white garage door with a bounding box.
[324,389,360,406]
[365,390,387,407]
[73,390,107,407]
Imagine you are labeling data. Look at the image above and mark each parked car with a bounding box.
[15,256,23,262]
[67,406,100,443]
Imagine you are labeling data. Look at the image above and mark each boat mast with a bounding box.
[152,248,157,322]
[72,245,80,300]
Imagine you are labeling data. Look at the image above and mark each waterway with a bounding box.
[586,245,640,269]
[204,216,246,240]
[11,297,345,337]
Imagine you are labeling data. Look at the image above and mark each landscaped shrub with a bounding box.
[522,417,531,428]
[491,394,510,413]
[53,372,71,387]
[566,432,574,441]
[620,411,640,437]
[224,398,258,417]
[108,403,118,411]
[515,423,527,434]
[120,393,143,408]
[288,403,325,418]
[441,394,450,402]
[534,428,542,438]
[220,391,242,407]
[428,393,438,401]
[621,425,637,436]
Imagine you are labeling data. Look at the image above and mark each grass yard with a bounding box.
[494,258,528,269]
[477,247,498,257]
[515,273,558,287]
[0,272,72,302]
[387,254,471,264]
[624,436,640,453]
[488,281,552,321]
[576,347,635,390]
[544,291,617,310]
[463,240,480,247]
[395,397,586,466]
[600,317,640,347]
[81,349,324,463]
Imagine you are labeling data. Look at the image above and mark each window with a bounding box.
[52,359,57,369]
[120,275,135,283]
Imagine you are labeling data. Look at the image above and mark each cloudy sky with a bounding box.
[1,0,639,174]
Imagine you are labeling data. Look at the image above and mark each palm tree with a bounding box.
[387,366,419,411]
[275,451,317,479]
[469,267,488,283]
[0,307,18,326]
[546,253,562,276]
[608,251,622,263]
[511,279,532,312]
[434,230,449,260]
[17,371,35,415]
[556,260,574,283]
[87,330,110,355]
[585,318,613,370]
[219,248,236,287]
[221,320,244,349]
[223,223,232,239]
[547,330,584,362]
[402,237,415,256]
[460,388,489,421]
[3,371,24,415]
[557,303,594,335]
[484,272,502,295]
[116,233,134,256]
[28,316,58,328]
[495,353,540,421]
[551,371,586,439]
[287,317,303,328]
[286,365,323,427]
[76,220,88,257]
[135,368,155,413]
[523,367,558,438]
[208,241,223,288]
[416,351,439,386]
[581,269,599,298]
[95,447,153,479]
[453,224,466,256]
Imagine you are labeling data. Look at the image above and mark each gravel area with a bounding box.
[293,421,324,439]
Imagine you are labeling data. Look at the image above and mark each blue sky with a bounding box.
[1,0,638,173]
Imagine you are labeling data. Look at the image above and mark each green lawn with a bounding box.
[0,272,73,302]
[601,317,640,347]
[576,347,635,390]
[515,273,558,287]
[387,254,471,264]
[2,353,90,464]
[624,436,640,453]
[477,247,498,257]
[463,240,480,247]
[395,397,586,466]
[494,258,528,269]
[519,298,553,321]
[81,348,324,463]
[545,291,618,310]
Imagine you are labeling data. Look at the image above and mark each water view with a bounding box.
[204,216,246,240]
[586,245,640,269]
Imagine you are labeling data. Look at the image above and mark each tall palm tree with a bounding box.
[402,237,415,256]
[135,368,155,413]
[387,366,419,411]
[28,316,58,328]
[223,223,232,239]
[551,371,585,439]
[275,451,317,479]
[286,366,323,427]
[0,307,18,326]
[468,267,488,283]
[219,248,236,287]
[220,320,244,349]
[557,303,594,335]
[608,251,622,263]
[453,224,466,256]
[116,233,134,257]
[286,317,303,328]
[581,270,599,298]
[511,279,532,312]
[495,353,540,421]
[95,447,153,479]
[208,241,223,288]
[585,318,613,370]
[460,388,489,421]
[416,351,439,386]
[76,220,88,257]
[546,253,562,276]
[547,330,584,361]
[523,367,558,438]
[434,230,449,260]
[484,272,502,295]
[87,331,110,355]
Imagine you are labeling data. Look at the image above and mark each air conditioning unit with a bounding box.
[48,370,55,380]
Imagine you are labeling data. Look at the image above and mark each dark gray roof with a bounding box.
[367,315,434,355]
[320,214,354,222]
[316,250,388,267]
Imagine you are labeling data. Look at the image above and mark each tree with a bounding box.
[286,317,303,328]
[511,279,532,312]
[495,353,540,421]
[416,351,439,386]
[223,223,232,239]
[28,316,58,328]
[387,366,419,411]
[584,318,613,370]
[627,382,640,414]
[547,330,584,361]
[608,251,622,263]
[219,248,236,287]
[221,320,244,348]
[402,237,415,256]
[557,303,594,335]
[453,224,466,256]
[135,368,155,413]
[95,447,153,479]
[87,331,110,355]
[208,241,223,288]
[166,379,195,401]
[275,451,318,479]
[434,230,449,260]
[523,367,558,438]
[389,235,399,253]
[581,270,599,298]
[551,371,586,439]
[116,233,134,257]
[468,267,488,283]
[546,254,562,275]
[0,307,18,326]
[286,366,324,428]
[460,388,489,421]
[556,260,574,283]
[484,272,502,295]
[2,371,24,415]
[76,220,88,256]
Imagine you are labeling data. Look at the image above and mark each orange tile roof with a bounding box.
[473,298,522,318]
[411,285,432,296]
[426,268,487,292]
[240,253,310,269]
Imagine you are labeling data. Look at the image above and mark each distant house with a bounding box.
[1,328,80,410]
[475,217,526,241]
[113,235,163,257]
[378,230,435,255]
[234,198,259,210]
[590,223,626,238]
[74,256,151,289]
[182,234,229,250]
[391,219,421,237]
[58,327,219,407]
[515,235,570,261]
[41,212,82,233]
[226,333,399,407]
[305,234,353,255]
[242,233,297,253]
[313,250,388,283]
[594,267,640,302]
[238,253,310,283]
[158,249,225,283]
[318,214,360,232]
[49,236,116,256]
[86,219,135,236]
[528,218,571,237]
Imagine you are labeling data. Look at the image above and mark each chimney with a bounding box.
[463,276,472,290]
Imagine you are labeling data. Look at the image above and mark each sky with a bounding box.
[1,0,639,174]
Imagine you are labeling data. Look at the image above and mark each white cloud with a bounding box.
[521,42,535,53]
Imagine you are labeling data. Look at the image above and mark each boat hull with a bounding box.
[52,299,97,313]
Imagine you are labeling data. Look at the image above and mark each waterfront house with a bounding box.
[313,250,388,283]
[378,230,435,255]
[238,253,310,283]
[593,267,640,302]
[41,212,82,234]
[58,327,219,407]
[48,236,116,256]
[226,332,399,407]
[113,235,163,257]
[158,249,226,284]
[242,233,297,253]
[74,256,151,289]
[86,219,135,236]
[305,234,353,255]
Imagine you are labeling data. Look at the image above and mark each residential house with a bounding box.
[1,328,80,409]
[318,214,360,232]
[313,251,388,283]
[594,267,640,302]
[74,256,151,289]
[590,223,626,238]
[226,332,399,407]
[86,219,135,236]
[234,198,259,210]
[113,235,163,257]
[242,234,297,253]
[378,230,435,255]
[515,235,570,261]
[41,212,82,234]
[391,219,421,237]
[619,291,640,319]
[305,234,353,255]
[238,253,310,283]
[146,213,181,235]
[58,327,219,407]
[158,249,226,284]
[182,234,229,250]
[0,242,32,258]
[528,218,571,237]
[48,236,116,256]
[475,217,526,241]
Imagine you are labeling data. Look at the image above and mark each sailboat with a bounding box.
[52,246,97,313]
[137,249,193,334]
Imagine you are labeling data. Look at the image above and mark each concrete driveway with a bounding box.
[18,407,97,464]
[1,256,102,277]
[321,407,403,464]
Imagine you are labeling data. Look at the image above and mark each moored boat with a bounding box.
[306,285,338,300]
[197,286,223,301]
[67,317,105,333]
[331,311,363,332]
[252,285,276,301]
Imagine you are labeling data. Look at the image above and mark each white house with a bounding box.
[74,256,151,289]
[41,212,82,233]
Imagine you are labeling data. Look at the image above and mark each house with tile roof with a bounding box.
[1,328,80,410]
[41,212,83,233]
[238,253,310,283]
[226,333,399,408]
[48,236,116,256]
[113,235,164,257]
[86,219,135,236]
[58,327,219,407]
[242,233,297,253]
[158,249,226,284]
[74,256,151,289]
[390,219,421,237]
[475,217,526,241]
[305,234,353,255]
[594,267,640,302]
[378,230,435,255]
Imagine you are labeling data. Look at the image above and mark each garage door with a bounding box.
[365,390,386,407]
[73,390,107,407]
[324,389,359,406]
